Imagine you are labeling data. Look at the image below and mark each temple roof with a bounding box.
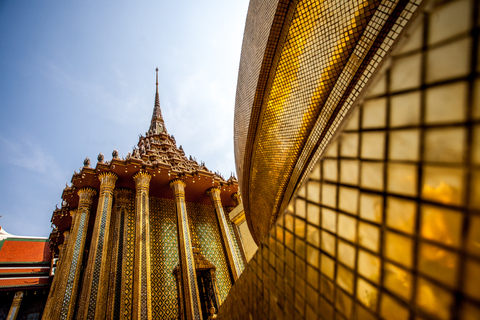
[0,227,51,290]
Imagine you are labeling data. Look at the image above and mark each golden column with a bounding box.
[133,172,153,319]
[53,188,96,320]
[169,179,202,320]
[78,173,117,319]
[207,187,243,280]
[6,291,23,320]
[42,229,70,319]
[42,210,77,320]
[106,188,133,319]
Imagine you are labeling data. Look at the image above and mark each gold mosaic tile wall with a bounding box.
[219,0,480,319]
[186,202,233,302]
[149,197,179,320]
[235,0,424,245]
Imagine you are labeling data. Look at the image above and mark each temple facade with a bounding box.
[42,69,246,320]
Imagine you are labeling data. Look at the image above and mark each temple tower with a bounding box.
[43,69,244,320]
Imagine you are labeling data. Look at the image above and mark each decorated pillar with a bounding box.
[106,188,133,319]
[42,210,77,320]
[60,230,70,262]
[78,173,117,319]
[207,187,243,280]
[43,229,69,318]
[132,172,152,319]
[49,188,96,320]
[225,207,247,266]
[6,291,24,320]
[169,179,202,320]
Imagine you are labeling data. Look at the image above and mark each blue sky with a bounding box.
[0,1,249,237]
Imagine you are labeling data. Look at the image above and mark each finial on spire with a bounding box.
[155,67,159,93]
[149,68,166,134]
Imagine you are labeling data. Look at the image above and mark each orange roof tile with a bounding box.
[0,239,51,263]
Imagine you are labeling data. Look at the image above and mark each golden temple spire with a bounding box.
[149,67,166,134]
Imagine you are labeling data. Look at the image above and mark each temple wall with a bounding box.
[220,0,480,318]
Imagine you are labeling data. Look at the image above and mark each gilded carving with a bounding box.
[133,171,152,190]
[169,179,186,198]
[78,187,97,208]
[98,172,118,194]
[231,192,242,206]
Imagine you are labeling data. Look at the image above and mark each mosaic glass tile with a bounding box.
[219,0,480,319]
[149,197,179,319]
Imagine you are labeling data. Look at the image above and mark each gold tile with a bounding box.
[384,231,413,268]
[416,277,453,320]
[384,262,412,300]
[340,160,359,185]
[426,38,471,83]
[428,0,472,45]
[359,193,383,223]
[386,197,417,234]
[387,163,418,197]
[425,82,467,124]
[336,265,354,294]
[361,132,386,160]
[337,214,357,242]
[390,91,421,127]
[463,259,480,300]
[338,186,359,215]
[338,240,356,269]
[307,203,321,226]
[418,242,458,287]
[322,208,337,233]
[321,231,336,257]
[307,180,321,204]
[362,98,387,129]
[356,278,378,310]
[340,133,359,158]
[306,224,320,247]
[361,162,384,191]
[466,215,480,256]
[380,294,410,320]
[322,183,337,208]
[422,165,465,205]
[296,198,307,219]
[358,222,380,253]
[390,53,422,92]
[389,129,420,161]
[323,160,338,182]
[424,128,466,163]
[420,205,463,247]
[321,253,335,280]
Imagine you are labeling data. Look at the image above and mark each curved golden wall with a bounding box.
[234,0,423,244]
[225,1,480,318]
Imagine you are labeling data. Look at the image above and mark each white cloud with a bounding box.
[0,135,66,186]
